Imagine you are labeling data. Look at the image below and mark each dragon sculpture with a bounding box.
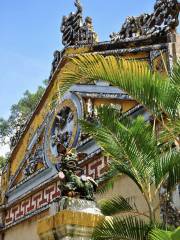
[56,146,98,201]
[60,0,98,46]
[110,0,179,41]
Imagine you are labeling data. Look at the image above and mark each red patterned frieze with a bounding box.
[5,155,108,228]
[81,156,108,179]
[5,181,60,227]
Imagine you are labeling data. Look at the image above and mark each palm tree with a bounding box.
[78,105,179,239]
[60,54,180,146]
[60,55,179,116]
[150,227,180,240]
[59,54,180,239]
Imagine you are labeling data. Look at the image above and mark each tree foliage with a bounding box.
[149,227,180,240]
[60,54,180,239]
[60,55,180,119]
[0,155,7,170]
[0,80,48,145]
[81,106,180,221]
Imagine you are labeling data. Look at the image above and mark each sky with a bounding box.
[0,0,179,155]
[0,0,157,119]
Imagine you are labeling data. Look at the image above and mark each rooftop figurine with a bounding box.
[110,0,179,41]
[60,0,98,46]
[56,146,98,201]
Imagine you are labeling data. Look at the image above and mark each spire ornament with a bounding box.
[110,0,179,42]
[60,0,98,46]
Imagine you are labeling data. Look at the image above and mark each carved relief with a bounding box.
[9,127,47,189]
[49,50,62,81]
[51,106,74,149]
[46,99,79,163]
[23,146,44,177]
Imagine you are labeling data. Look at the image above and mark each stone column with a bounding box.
[37,198,104,240]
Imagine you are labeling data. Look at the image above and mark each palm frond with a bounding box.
[80,106,158,190]
[166,156,180,192]
[172,227,180,240]
[98,196,138,216]
[97,162,122,194]
[80,117,146,191]
[158,119,180,145]
[170,59,180,87]
[60,54,180,119]
[79,118,128,163]
[154,150,180,192]
[111,162,144,193]
[92,216,151,240]
[149,229,172,240]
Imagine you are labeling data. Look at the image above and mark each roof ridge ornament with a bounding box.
[110,0,179,42]
[74,0,82,13]
[61,0,98,47]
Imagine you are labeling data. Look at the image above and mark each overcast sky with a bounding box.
[0,0,179,156]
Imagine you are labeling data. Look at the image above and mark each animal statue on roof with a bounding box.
[110,0,179,41]
[60,0,98,46]
[49,50,61,81]
[60,0,82,46]
[56,146,98,201]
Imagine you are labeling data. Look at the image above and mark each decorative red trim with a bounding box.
[5,156,108,227]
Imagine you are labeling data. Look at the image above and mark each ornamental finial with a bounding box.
[110,0,179,42]
[60,0,98,46]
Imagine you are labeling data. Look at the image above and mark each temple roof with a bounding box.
[8,0,180,160]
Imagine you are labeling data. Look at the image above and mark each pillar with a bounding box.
[37,198,104,240]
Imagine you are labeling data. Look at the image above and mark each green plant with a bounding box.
[60,54,180,239]
[79,106,179,239]
[149,227,180,240]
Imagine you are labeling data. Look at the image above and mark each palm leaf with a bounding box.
[149,229,172,240]
[80,106,159,190]
[92,216,151,240]
[79,116,128,163]
[170,59,180,87]
[80,117,146,189]
[97,162,122,194]
[172,227,180,240]
[98,196,139,216]
[158,119,180,145]
[166,155,180,192]
[154,150,180,192]
[120,165,147,192]
[60,54,180,119]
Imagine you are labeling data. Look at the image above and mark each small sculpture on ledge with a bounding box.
[110,0,179,42]
[56,146,98,201]
[49,50,61,81]
[60,0,98,46]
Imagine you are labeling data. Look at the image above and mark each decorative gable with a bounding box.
[9,127,48,190]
